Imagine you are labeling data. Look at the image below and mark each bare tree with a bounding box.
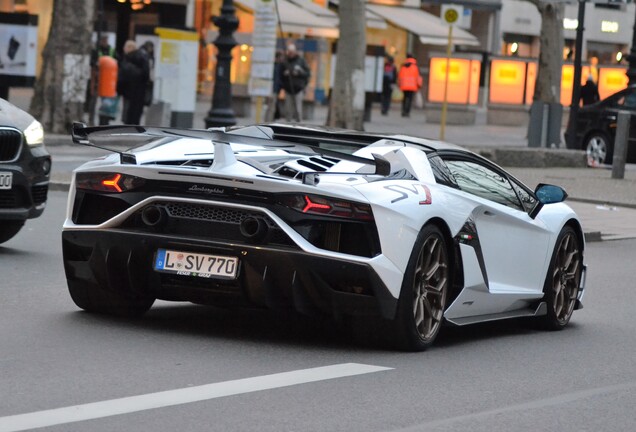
[30,0,95,134]
[328,0,366,130]
[526,0,565,104]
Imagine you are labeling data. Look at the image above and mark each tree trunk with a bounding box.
[30,0,95,134]
[328,0,366,130]
[532,1,564,104]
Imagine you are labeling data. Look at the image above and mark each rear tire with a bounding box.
[585,132,612,166]
[0,221,25,244]
[67,279,154,317]
[392,224,450,351]
[539,226,582,330]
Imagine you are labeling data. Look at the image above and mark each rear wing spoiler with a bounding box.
[70,122,392,176]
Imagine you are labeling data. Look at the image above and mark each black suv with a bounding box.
[570,85,636,166]
[0,98,51,244]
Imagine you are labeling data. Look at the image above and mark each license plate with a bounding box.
[0,172,12,190]
[154,249,238,279]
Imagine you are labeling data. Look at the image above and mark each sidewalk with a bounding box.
[8,88,636,241]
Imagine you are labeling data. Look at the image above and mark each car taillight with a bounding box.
[76,172,145,193]
[282,194,374,221]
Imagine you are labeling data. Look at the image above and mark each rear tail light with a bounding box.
[281,194,374,221]
[76,172,145,193]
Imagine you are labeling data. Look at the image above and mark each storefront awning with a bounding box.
[235,0,339,38]
[328,0,387,29]
[424,0,502,11]
[366,5,480,47]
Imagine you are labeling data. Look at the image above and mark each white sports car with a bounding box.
[63,123,587,351]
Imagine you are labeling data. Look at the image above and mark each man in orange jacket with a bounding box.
[398,54,422,117]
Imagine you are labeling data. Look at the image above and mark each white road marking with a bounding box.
[0,363,391,432]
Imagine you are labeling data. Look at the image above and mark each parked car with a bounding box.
[0,98,51,244]
[63,123,587,351]
[571,85,636,166]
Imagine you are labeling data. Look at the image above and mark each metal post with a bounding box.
[439,25,453,141]
[540,103,549,147]
[565,0,585,149]
[204,0,238,128]
[627,4,636,85]
[612,111,630,179]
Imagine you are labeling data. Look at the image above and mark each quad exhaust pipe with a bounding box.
[141,205,166,227]
[240,216,268,242]
[140,206,268,242]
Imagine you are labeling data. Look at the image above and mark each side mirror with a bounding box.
[529,184,568,219]
[535,183,568,204]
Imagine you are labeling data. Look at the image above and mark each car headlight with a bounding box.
[24,120,44,146]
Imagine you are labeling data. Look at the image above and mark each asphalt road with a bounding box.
[1,192,636,432]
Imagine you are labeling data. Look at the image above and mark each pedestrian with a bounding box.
[117,40,150,125]
[381,55,397,115]
[96,55,119,126]
[280,43,310,122]
[139,41,155,107]
[398,54,422,117]
[265,50,285,121]
[85,35,117,124]
[581,75,600,106]
[273,50,284,120]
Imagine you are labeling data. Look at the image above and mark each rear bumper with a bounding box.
[62,229,398,319]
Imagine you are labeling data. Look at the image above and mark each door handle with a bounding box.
[483,210,496,217]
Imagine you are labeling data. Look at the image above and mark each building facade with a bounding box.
[2,0,634,108]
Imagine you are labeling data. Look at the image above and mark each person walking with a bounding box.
[139,41,155,107]
[581,75,600,106]
[398,54,422,117]
[381,55,397,115]
[265,50,285,121]
[117,40,150,125]
[85,35,117,124]
[280,44,310,122]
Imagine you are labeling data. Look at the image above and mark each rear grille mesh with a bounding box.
[0,128,22,162]
[128,201,295,248]
[162,202,276,227]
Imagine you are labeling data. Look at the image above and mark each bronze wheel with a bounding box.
[541,226,582,330]
[394,224,450,351]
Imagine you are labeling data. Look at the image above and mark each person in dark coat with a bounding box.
[581,75,600,106]
[381,55,397,115]
[279,44,310,122]
[272,50,284,120]
[117,40,150,125]
[139,41,155,107]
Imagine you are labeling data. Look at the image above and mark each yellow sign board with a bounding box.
[441,5,463,26]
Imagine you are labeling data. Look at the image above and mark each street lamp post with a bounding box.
[565,0,586,149]
[204,0,239,128]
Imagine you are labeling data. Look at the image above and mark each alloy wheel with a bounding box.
[586,135,608,166]
[412,235,449,341]
[550,231,581,325]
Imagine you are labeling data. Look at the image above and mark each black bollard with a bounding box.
[612,111,630,179]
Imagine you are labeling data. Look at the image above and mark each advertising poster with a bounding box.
[0,13,38,86]
[249,0,277,97]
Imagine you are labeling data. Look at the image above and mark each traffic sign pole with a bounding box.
[439,5,460,141]
[440,25,453,141]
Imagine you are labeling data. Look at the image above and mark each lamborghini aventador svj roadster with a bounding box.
[62,123,586,351]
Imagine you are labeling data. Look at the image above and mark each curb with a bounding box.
[584,231,602,243]
[474,147,587,168]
